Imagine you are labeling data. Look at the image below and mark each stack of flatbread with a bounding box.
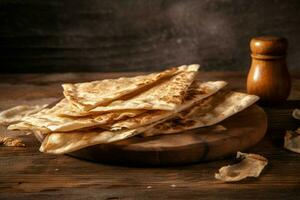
[0,64,259,154]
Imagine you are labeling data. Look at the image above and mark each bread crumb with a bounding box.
[0,136,25,147]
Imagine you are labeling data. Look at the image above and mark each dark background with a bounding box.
[1,0,300,73]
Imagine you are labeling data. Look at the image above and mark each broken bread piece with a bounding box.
[61,65,200,115]
[8,99,146,134]
[215,152,268,182]
[0,104,48,126]
[109,81,227,131]
[39,117,164,154]
[6,65,201,135]
[63,65,197,111]
[0,135,25,147]
[142,91,259,136]
[284,128,300,154]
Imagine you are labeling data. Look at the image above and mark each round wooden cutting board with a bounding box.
[67,104,267,166]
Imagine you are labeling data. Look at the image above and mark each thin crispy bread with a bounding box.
[39,99,199,154]
[142,91,259,136]
[9,80,225,134]
[9,67,201,132]
[109,81,228,130]
[62,66,189,111]
[0,104,48,126]
[35,81,227,154]
[8,101,145,133]
[60,65,200,116]
[39,125,154,154]
[8,121,49,134]
[46,98,146,119]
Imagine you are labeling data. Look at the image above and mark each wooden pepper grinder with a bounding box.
[247,36,291,104]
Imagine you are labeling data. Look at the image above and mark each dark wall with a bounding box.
[1,0,300,73]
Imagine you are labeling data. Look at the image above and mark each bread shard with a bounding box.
[0,135,25,147]
[62,65,198,111]
[39,128,139,154]
[109,81,228,130]
[8,100,145,134]
[8,121,49,134]
[284,128,300,154]
[7,65,200,133]
[0,104,48,126]
[60,65,200,116]
[142,91,259,136]
[8,80,226,136]
[215,152,268,182]
[39,113,169,154]
[37,81,227,154]
[284,109,300,153]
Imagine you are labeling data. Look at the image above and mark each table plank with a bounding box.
[0,72,300,200]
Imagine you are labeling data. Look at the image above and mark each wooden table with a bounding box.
[0,72,300,200]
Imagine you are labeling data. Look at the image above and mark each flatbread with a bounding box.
[0,104,48,126]
[60,65,200,116]
[39,96,205,154]
[40,129,137,154]
[8,121,49,134]
[63,66,190,111]
[142,91,259,136]
[47,98,146,119]
[37,81,228,154]
[9,66,201,133]
[109,81,228,131]
[39,122,157,154]
[9,80,224,134]
[8,101,145,133]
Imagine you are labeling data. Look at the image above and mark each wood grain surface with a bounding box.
[0,72,300,200]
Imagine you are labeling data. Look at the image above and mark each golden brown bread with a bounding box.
[62,66,189,111]
[142,91,259,136]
